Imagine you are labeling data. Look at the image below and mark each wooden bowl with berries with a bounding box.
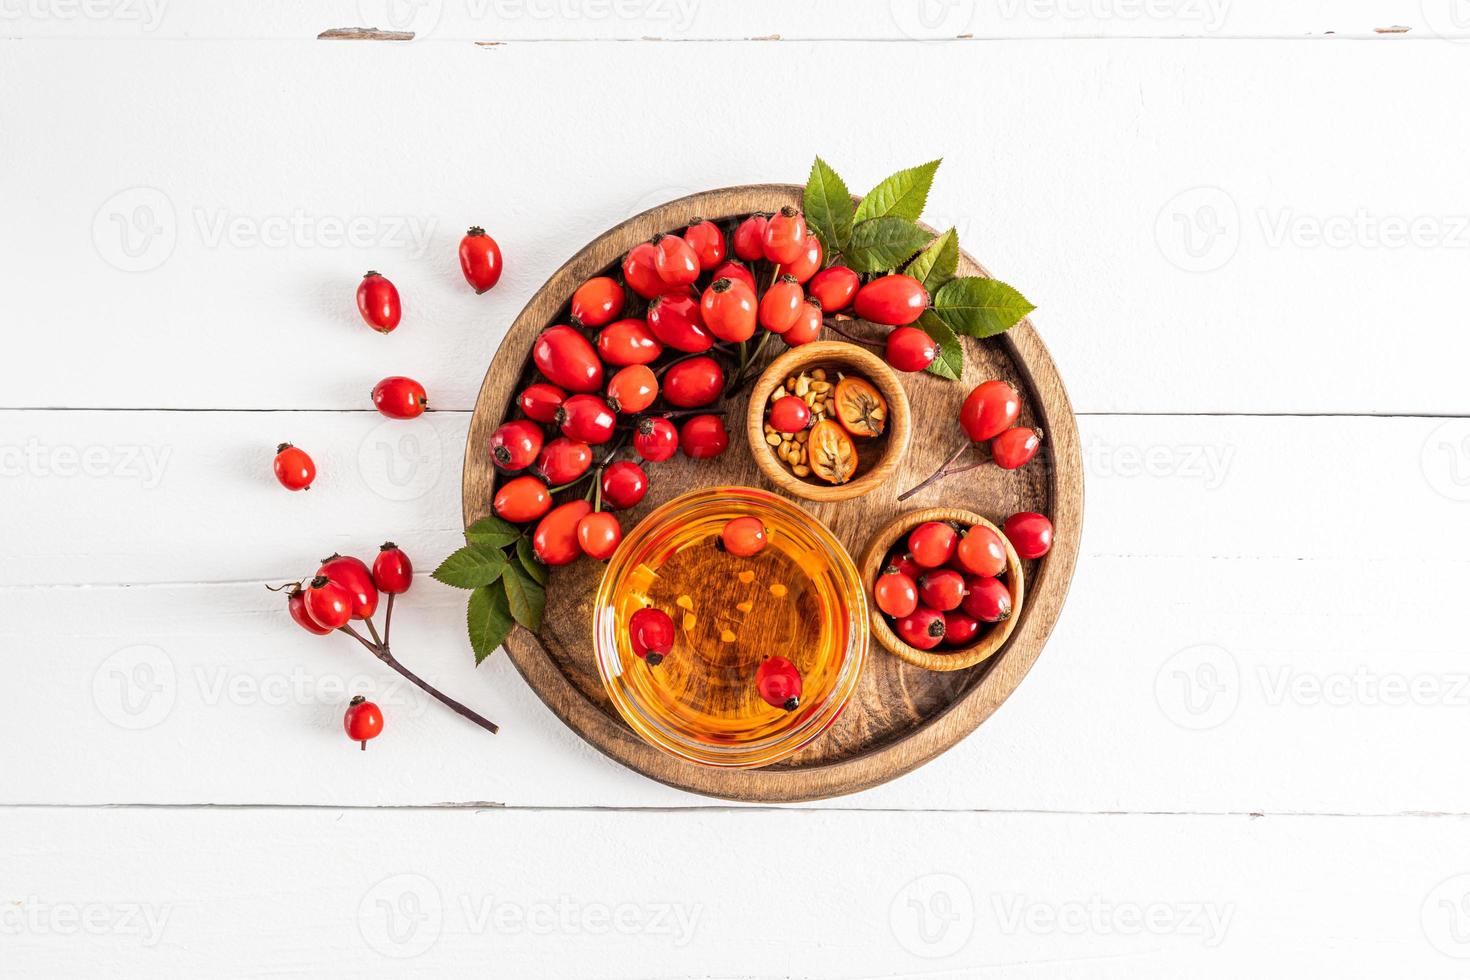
[745,341,911,502]
[858,507,1025,671]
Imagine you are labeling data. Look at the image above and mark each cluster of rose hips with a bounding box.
[271,228,505,491]
[900,378,1044,500]
[622,517,805,711]
[874,512,1052,651]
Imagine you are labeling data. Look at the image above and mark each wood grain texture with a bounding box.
[859,507,1025,671]
[745,341,911,502]
[462,184,1083,802]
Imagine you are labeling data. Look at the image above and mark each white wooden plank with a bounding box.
[2,806,1465,977]
[3,39,1468,414]
[0,1,1451,41]
[1,411,1462,587]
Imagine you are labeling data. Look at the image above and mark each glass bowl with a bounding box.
[593,486,869,768]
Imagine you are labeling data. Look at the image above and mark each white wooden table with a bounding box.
[5,4,1469,975]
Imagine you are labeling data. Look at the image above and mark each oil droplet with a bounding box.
[769,583,788,598]
[735,600,753,614]
[682,613,697,631]
[737,570,755,585]
[676,595,694,611]
[720,629,736,643]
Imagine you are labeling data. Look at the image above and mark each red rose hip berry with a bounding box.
[682,219,726,271]
[917,568,966,612]
[372,376,428,419]
[942,611,982,647]
[781,297,823,347]
[652,233,700,288]
[873,566,919,618]
[600,461,648,510]
[808,266,859,313]
[662,356,724,408]
[679,414,728,459]
[458,228,502,294]
[632,416,678,462]
[533,499,592,566]
[597,318,663,366]
[992,427,1042,470]
[534,437,593,485]
[885,326,937,373]
[960,380,1021,442]
[493,474,552,523]
[517,382,566,424]
[719,516,766,557]
[356,271,401,333]
[962,576,1012,623]
[894,606,946,650]
[621,241,665,299]
[700,278,758,343]
[317,553,379,620]
[755,655,803,711]
[762,207,807,265]
[287,585,333,635]
[768,395,810,433]
[955,525,1007,577]
[343,695,384,750]
[273,443,315,491]
[758,275,804,334]
[372,542,413,594]
[907,521,958,568]
[732,214,769,262]
[557,394,617,445]
[853,274,927,326]
[570,276,624,328]
[534,325,604,392]
[628,607,675,666]
[576,511,622,561]
[303,575,353,631]
[606,365,658,415]
[489,419,544,471]
[646,290,713,353]
[1003,512,1053,559]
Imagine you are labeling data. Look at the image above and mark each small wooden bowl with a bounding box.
[745,341,911,502]
[859,507,1025,671]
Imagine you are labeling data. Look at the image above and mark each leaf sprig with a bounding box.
[803,156,1036,380]
[435,514,546,664]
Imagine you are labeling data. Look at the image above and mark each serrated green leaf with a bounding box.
[918,310,965,381]
[904,228,959,296]
[515,535,549,586]
[803,156,855,254]
[432,545,508,589]
[467,583,513,665]
[501,564,546,632]
[465,514,521,549]
[853,160,941,224]
[933,277,1036,339]
[843,218,932,274]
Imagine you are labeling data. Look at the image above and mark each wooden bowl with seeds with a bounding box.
[859,507,1025,672]
[745,341,911,503]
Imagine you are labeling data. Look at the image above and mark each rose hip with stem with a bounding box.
[343,695,383,750]
[270,549,498,735]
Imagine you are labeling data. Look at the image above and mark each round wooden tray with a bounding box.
[463,184,1083,802]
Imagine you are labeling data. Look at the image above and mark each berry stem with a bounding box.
[822,318,884,349]
[897,442,975,502]
[364,616,383,648]
[383,593,395,646]
[336,622,499,735]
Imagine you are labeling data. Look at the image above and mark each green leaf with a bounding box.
[465,515,520,549]
[853,160,941,224]
[843,218,932,274]
[918,310,965,381]
[467,582,513,665]
[803,156,855,254]
[904,228,959,296]
[432,545,508,589]
[515,535,549,586]
[933,276,1036,339]
[501,563,546,632]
